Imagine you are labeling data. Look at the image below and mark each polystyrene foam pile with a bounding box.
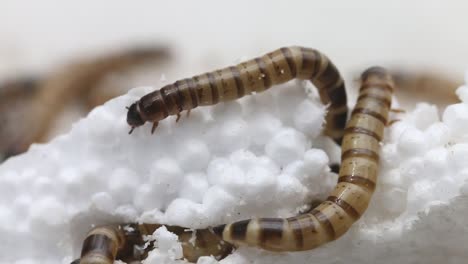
[1,71,468,264]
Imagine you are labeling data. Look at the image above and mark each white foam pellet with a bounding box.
[133,184,165,211]
[90,192,116,213]
[380,187,408,217]
[407,103,439,130]
[396,128,426,156]
[245,111,282,147]
[243,166,277,202]
[379,169,406,189]
[455,85,468,103]
[449,144,468,171]
[265,128,309,167]
[179,173,209,203]
[206,118,249,154]
[423,122,451,148]
[229,149,257,172]
[175,139,211,171]
[207,158,231,185]
[442,103,468,140]
[303,148,329,177]
[293,100,325,138]
[108,168,140,203]
[29,196,67,227]
[165,198,203,227]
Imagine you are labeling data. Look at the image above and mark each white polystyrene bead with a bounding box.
[29,196,67,227]
[293,100,325,138]
[206,118,250,154]
[407,103,439,130]
[424,122,451,148]
[449,144,468,171]
[175,139,211,171]
[455,85,468,103]
[245,111,282,147]
[396,128,426,156]
[265,128,309,167]
[442,103,468,140]
[179,173,209,203]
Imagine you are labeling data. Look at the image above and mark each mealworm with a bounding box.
[211,66,394,251]
[127,46,348,144]
[73,223,233,264]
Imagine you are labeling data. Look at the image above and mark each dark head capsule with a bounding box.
[126,103,145,133]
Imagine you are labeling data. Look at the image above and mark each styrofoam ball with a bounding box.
[244,166,277,202]
[149,158,184,195]
[216,165,246,196]
[303,149,329,178]
[207,158,231,185]
[396,128,426,156]
[206,118,250,154]
[379,169,406,189]
[202,187,237,224]
[165,198,203,227]
[275,175,307,206]
[246,111,282,146]
[456,85,468,103]
[407,103,440,130]
[449,144,468,171]
[179,173,209,203]
[424,122,451,148]
[380,187,407,217]
[265,128,309,166]
[442,103,468,140]
[399,158,425,181]
[108,168,140,203]
[133,184,165,211]
[293,100,325,138]
[29,196,67,226]
[90,192,116,213]
[422,147,448,176]
[229,149,257,172]
[175,139,211,171]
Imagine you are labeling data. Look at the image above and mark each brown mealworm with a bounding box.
[127,46,348,144]
[211,66,393,251]
[73,223,233,264]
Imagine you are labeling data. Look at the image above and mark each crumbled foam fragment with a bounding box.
[1,71,468,264]
[143,226,184,263]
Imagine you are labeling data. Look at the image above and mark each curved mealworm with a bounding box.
[73,223,233,264]
[211,66,394,251]
[127,46,348,144]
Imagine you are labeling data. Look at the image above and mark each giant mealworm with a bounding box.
[211,66,394,251]
[127,46,348,144]
[72,223,233,264]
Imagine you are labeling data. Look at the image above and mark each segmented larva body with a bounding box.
[74,223,233,264]
[212,66,394,251]
[127,46,348,144]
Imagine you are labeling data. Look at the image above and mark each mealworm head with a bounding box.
[126,103,145,130]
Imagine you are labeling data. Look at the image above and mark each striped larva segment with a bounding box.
[127,46,348,144]
[213,66,394,251]
[74,223,233,264]
[77,226,125,264]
